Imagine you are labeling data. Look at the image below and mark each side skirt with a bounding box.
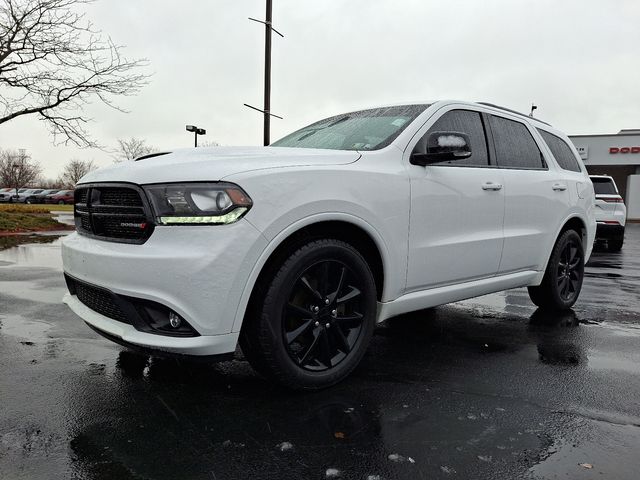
[376,270,539,322]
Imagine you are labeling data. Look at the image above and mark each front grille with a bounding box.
[69,277,129,324]
[75,184,154,243]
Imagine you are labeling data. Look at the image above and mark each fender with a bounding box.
[230,212,393,333]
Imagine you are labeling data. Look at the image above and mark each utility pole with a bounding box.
[263,0,272,146]
[245,0,284,146]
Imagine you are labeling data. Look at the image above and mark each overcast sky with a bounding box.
[2,0,640,179]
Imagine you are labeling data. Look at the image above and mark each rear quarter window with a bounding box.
[537,129,582,172]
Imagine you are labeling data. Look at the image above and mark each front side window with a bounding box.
[489,115,546,169]
[271,104,428,151]
[414,109,489,167]
[538,129,581,172]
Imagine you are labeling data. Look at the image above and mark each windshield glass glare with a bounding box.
[271,104,429,151]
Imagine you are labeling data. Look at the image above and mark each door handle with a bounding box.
[552,183,568,191]
[482,182,503,191]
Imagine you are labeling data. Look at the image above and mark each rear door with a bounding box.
[488,114,572,274]
[406,107,505,291]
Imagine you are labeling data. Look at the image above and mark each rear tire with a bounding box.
[528,230,584,311]
[58,200,65,205]
[608,233,624,252]
[240,239,377,390]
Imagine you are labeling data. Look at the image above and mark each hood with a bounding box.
[79,146,361,185]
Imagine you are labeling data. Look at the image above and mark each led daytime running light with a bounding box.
[159,207,248,225]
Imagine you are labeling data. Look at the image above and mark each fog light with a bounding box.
[169,311,182,328]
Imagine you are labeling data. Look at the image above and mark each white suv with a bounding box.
[61,101,596,389]
[590,175,626,251]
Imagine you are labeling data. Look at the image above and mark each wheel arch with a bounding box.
[534,214,589,285]
[559,216,587,244]
[232,215,389,333]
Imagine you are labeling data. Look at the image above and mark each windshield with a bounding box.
[271,104,429,151]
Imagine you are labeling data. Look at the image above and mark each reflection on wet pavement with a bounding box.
[0,226,639,479]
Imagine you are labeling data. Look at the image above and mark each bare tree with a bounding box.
[0,0,150,147]
[0,149,41,194]
[38,177,65,189]
[115,137,155,162]
[198,140,221,147]
[58,158,95,187]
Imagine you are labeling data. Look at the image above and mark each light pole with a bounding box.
[11,164,19,197]
[186,125,206,147]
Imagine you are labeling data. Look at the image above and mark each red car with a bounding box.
[45,189,74,205]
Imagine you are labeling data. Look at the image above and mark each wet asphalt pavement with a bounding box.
[1,226,639,480]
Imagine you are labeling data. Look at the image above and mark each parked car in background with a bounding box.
[7,188,44,203]
[590,175,626,251]
[25,189,60,204]
[46,190,74,205]
[0,187,25,202]
[62,100,595,390]
[0,188,15,202]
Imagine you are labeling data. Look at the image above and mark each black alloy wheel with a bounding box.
[556,237,582,302]
[240,239,377,390]
[528,229,584,310]
[283,260,365,371]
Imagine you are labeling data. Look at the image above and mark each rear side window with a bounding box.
[489,115,546,169]
[537,130,581,172]
[415,109,489,167]
[591,177,618,195]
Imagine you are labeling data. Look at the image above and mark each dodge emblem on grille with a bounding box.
[120,222,147,229]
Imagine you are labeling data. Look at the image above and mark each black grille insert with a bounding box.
[75,184,153,243]
[66,276,129,324]
[64,274,199,337]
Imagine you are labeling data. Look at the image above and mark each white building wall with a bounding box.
[627,175,640,220]
[570,133,640,221]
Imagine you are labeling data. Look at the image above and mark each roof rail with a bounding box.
[477,102,552,126]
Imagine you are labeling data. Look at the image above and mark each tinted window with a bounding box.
[489,115,545,169]
[538,129,581,172]
[591,177,618,195]
[414,110,489,167]
[272,104,428,151]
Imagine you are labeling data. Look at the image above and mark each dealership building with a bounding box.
[569,130,640,221]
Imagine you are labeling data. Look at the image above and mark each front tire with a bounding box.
[240,239,377,390]
[528,230,584,310]
[58,200,65,205]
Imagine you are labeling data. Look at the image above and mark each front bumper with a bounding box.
[61,219,268,356]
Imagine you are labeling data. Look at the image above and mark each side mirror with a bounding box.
[411,131,472,166]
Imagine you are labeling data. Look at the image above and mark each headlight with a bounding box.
[144,182,252,225]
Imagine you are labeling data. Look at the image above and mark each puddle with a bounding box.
[0,237,64,269]
[587,353,640,375]
[51,212,74,226]
[0,315,53,342]
[530,419,640,479]
[0,280,65,304]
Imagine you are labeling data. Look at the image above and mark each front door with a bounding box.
[406,108,505,291]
